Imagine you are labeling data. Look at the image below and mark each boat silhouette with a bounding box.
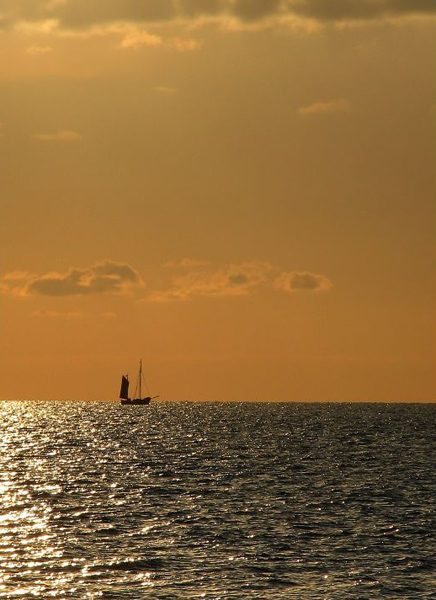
[119,360,158,405]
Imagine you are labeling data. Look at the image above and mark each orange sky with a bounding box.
[1,0,435,401]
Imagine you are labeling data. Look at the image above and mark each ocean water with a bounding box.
[0,401,435,599]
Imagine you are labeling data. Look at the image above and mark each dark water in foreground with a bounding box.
[0,401,435,599]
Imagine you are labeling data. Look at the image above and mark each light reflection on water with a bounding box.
[0,400,435,598]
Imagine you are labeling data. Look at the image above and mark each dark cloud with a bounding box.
[228,273,249,286]
[290,0,383,22]
[0,0,174,30]
[0,0,47,29]
[55,0,174,29]
[1,0,433,31]
[289,273,323,290]
[0,0,46,17]
[275,271,332,293]
[179,0,224,18]
[25,261,143,297]
[288,0,436,22]
[231,0,282,22]
[386,0,436,16]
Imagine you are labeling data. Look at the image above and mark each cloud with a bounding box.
[290,0,436,23]
[231,0,282,22]
[179,0,224,18]
[31,309,118,319]
[102,311,117,319]
[119,29,163,48]
[33,129,82,142]
[169,37,202,51]
[26,44,53,55]
[1,260,144,297]
[148,260,275,301]
[0,0,47,30]
[153,85,177,95]
[275,271,333,293]
[1,270,31,281]
[2,259,333,302]
[51,0,175,30]
[1,0,434,35]
[0,271,34,296]
[164,258,210,268]
[148,260,333,301]
[119,29,201,51]
[32,310,85,318]
[298,99,351,116]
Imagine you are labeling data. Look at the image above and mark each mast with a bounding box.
[139,359,142,399]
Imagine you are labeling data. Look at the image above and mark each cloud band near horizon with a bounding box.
[1,259,333,300]
[0,260,143,297]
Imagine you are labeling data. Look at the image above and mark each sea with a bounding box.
[0,401,435,599]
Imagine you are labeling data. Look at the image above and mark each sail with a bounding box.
[119,375,129,399]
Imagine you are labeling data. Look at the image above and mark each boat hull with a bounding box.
[120,397,151,405]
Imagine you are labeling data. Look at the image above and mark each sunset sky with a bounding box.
[1,0,435,402]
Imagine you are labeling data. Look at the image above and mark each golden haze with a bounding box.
[0,0,435,401]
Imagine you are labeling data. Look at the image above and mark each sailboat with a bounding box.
[119,360,158,405]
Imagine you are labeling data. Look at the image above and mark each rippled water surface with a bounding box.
[0,401,435,599]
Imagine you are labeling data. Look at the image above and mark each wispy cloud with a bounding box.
[0,271,34,297]
[164,258,210,268]
[275,271,333,293]
[31,310,85,318]
[148,261,275,302]
[147,260,333,301]
[153,85,177,95]
[119,27,202,51]
[33,129,82,142]
[119,29,163,49]
[169,37,202,52]
[298,99,351,117]
[1,261,144,297]
[26,44,53,55]
[102,311,117,319]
